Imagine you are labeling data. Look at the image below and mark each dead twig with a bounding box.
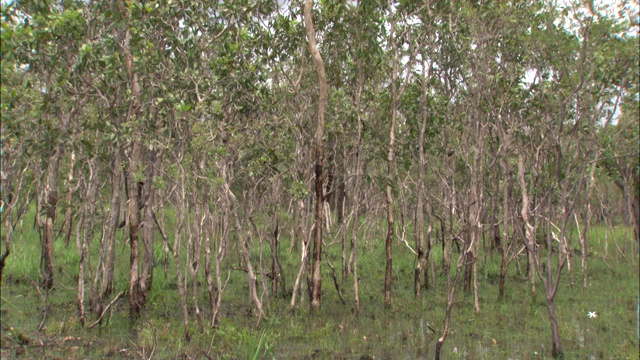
[37,287,50,333]
[322,241,346,305]
[87,291,124,329]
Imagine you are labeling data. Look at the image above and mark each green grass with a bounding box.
[1,213,638,359]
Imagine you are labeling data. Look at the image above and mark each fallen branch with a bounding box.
[322,242,346,305]
[152,208,173,253]
[37,296,48,332]
[398,234,418,256]
[87,291,124,329]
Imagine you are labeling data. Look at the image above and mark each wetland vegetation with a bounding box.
[1,0,638,358]
[1,219,638,358]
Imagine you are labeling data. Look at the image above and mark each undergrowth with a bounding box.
[1,216,638,359]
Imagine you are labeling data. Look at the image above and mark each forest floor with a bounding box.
[1,222,638,359]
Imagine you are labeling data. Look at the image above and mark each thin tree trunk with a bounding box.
[519,154,535,295]
[0,147,27,287]
[208,162,232,326]
[290,199,310,310]
[519,154,566,358]
[247,197,271,311]
[121,13,145,318]
[140,149,160,299]
[127,141,142,319]
[63,151,76,248]
[189,204,205,332]
[498,154,510,300]
[442,166,454,276]
[270,212,286,296]
[208,207,226,327]
[76,157,97,326]
[43,143,62,290]
[384,0,404,308]
[229,188,265,323]
[173,159,190,342]
[491,166,500,252]
[303,0,328,311]
[350,59,365,315]
[272,216,279,294]
[205,205,219,327]
[547,297,564,358]
[341,154,348,283]
[93,145,122,316]
[414,61,429,297]
[463,242,473,294]
[579,152,599,288]
[75,211,86,325]
[435,228,471,359]
[471,139,483,314]
[0,201,12,287]
[528,169,537,298]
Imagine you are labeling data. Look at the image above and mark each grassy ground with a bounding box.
[1,215,638,359]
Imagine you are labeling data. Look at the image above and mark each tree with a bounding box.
[303,0,328,311]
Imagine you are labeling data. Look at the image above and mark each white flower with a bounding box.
[588,311,597,318]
